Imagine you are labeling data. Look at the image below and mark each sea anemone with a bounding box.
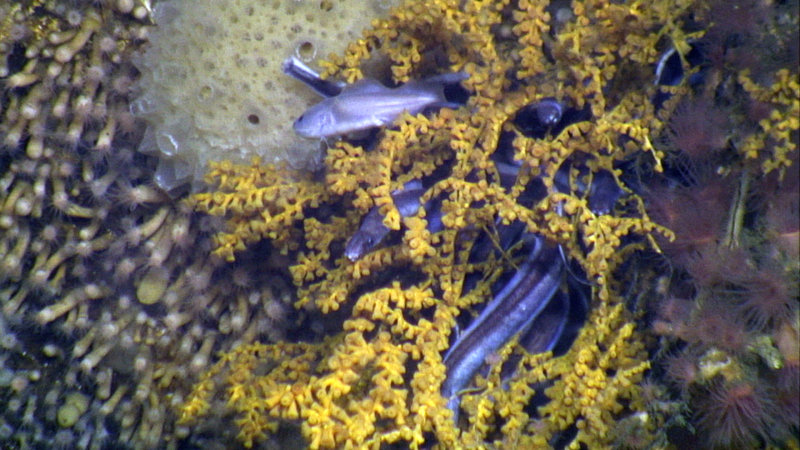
[681,244,754,288]
[667,98,729,162]
[763,167,800,261]
[684,296,751,355]
[737,264,798,330]
[774,364,800,433]
[694,379,777,448]
[653,296,694,339]
[664,348,701,393]
[645,174,734,265]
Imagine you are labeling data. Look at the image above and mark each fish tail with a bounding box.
[421,71,469,109]
[282,56,345,98]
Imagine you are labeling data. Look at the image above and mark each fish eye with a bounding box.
[296,114,304,123]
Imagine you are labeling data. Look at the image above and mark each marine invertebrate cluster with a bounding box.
[131,0,398,191]
[647,164,800,447]
[641,0,799,446]
[1,2,303,448]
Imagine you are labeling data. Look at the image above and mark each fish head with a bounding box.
[293,103,336,138]
[344,227,383,261]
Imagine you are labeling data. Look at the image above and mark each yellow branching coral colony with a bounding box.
[178,0,800,448]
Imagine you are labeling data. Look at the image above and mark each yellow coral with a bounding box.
[176,0,758,448]
[190,158,332,261]
[738,69,800,176]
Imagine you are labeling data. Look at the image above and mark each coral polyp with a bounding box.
[1,1,301,447]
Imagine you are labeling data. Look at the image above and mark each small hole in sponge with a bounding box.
[199,85,213,100]
[247,114,260,125]
[296,41,316,61]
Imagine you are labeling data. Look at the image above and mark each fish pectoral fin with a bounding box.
[369,114,392,127]
[344,128,373,140]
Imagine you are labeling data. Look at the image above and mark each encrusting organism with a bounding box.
[130,0,399,191]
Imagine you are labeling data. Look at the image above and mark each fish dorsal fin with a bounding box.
[346,78,389,94]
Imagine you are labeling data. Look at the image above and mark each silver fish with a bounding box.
[292,72,467,138]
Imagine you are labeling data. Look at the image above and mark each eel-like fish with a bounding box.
[441,236,564,417]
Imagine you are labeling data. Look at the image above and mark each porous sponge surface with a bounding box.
[132,0,389,190]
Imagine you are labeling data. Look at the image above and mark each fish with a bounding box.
[290,68,468,138]
[442,235,564,418]
[344,162,524,262]
[340,158,620,421]
[344,180,426,261]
